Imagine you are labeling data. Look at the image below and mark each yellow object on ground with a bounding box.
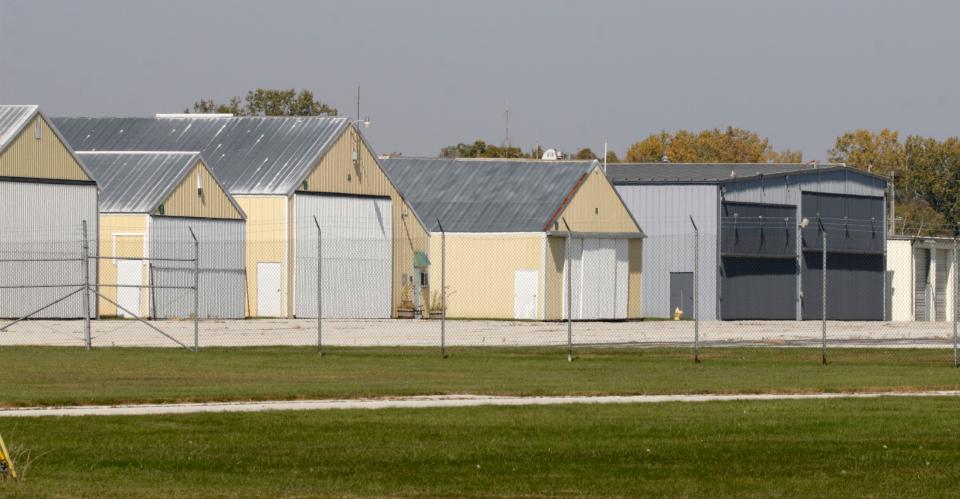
[0,433,15,479]
[673,307,683,321]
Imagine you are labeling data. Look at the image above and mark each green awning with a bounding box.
[413,251,430,268]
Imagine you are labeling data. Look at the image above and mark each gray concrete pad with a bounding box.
[0,319,954,348]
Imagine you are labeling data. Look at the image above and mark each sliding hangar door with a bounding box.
[800,192,884,320]
[293,193,393,318]
[719,202,798,320]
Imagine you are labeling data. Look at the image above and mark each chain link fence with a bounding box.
[0,219,958,367]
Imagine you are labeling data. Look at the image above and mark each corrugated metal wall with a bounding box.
[615,184,718,319]
[149,217,245,319]
[0,181,97,318]
[293,193,393,318]
[802,253,884,320]
[301,129,430,317]
[719,202,799,319]
[799,192,885,320]
[725,170,887,321]
[722,169,887,204]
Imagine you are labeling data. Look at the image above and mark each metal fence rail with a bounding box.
[0,217,957,368]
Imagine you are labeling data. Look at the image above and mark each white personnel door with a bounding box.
[116,260,143,318]
[514,270,539,320]
[257,262,282,317]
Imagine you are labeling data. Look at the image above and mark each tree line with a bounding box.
[188,89,955,235]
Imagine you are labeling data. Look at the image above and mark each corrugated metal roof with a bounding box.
[607,163,829,184]
[53,116,350,195]
[75,151,201,213]
[0,105,39,153]
[381,158,597,232]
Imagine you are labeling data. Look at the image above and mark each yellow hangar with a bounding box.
[381,158,645,320]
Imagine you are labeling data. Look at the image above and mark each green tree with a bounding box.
[439,140,528,159]
[829,129,960,236]
[827,129,904,177]
[605,150,620,163]
[624,127,796,163]
[574,148,597,160]
[188,88,337,116]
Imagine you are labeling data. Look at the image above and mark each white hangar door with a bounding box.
[564,238,629,320]
[295,194,393,318]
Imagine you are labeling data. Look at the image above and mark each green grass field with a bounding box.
[1,397,958,497]
[0,346,957,407]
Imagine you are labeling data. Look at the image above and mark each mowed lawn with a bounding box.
[1,346,959,407]
[1,398,958,497]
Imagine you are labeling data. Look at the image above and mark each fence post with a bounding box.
[954,236,958,368]
[562,218,573,362]
[437,218,446,358]
[820,219,827,365]
[189,228,199,352]
[81,220,92,350]
[690,216,700,363]
[314,216,323,356]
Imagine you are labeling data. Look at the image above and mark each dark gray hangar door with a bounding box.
[719,202,798,320]
[800,192,884,320]
[294,193,393,318]
[149,217,246,319]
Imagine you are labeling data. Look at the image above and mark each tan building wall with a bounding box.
[552,166,641,233]
[628,238,643,318]
[235,196,287,317]
[298,127,429,317]
[544,236,567,320]
[0,115,91,182]
[97,214,149,317]
[430,233,545,319]
[156,160,242,220]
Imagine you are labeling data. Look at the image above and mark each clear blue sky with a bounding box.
[1,0,957,160]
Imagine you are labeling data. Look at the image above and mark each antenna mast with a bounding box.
[504,98,510,150]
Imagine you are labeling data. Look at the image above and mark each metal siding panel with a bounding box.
[720,202,796,257]
[0,181,97,318]
[802,252,884,320]
[616,184,718,319]
[720,257,797,319]
[294,194,393,318]
[915,248,931,321]
[935,249,949,321]
[0,114,92,182]
[149,217,245,319]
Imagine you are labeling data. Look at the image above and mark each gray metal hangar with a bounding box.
[607,163,889,320]
[75,151,246,319]
[0,105,98,319]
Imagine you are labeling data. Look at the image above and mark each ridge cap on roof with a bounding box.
[75,150,200,155]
